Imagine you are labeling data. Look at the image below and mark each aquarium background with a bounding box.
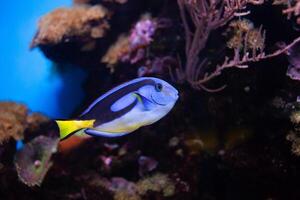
[1,0,300,199]
[0,0,87,118]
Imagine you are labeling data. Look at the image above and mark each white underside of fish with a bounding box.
[91,100,175,135]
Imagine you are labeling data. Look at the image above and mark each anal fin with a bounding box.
[84,128,129,138]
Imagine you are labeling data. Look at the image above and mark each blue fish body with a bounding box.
[56,77,179,139]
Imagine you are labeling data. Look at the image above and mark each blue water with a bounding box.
[0,0,87,118]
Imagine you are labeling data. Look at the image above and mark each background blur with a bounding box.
[0,0,87,118]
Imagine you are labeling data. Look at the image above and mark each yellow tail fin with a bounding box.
[55,120,95,140]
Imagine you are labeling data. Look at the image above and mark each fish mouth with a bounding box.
[151,94,167,106]
[175,92,179,100]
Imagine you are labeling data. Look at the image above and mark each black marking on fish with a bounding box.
[80,79,156,126]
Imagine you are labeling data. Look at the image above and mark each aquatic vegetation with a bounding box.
[31,5,111,48]
[14,136,59,186]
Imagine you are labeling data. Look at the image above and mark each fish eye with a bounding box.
[155,83,163,92]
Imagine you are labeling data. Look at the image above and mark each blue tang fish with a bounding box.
[56,77,179,139]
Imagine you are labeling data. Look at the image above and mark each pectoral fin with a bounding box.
[84,128,129,138]
[133,92,155,111]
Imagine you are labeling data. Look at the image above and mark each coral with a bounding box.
[138,56,178,77]
[138,156,158,176]
[224,128,253,150]
[271,96,286,109]
[74,0,128,4]
[286,132,300,156]
[227,19,254,50]
[103,0,128,4]
[83,173,176,199]
[290,111,300,124]
[227,19,265,52]
[184,138,204,155]
[176,0,300,92]
[110,178,140,200]
[274,0,300,24]
[0,102,28,143]
[102,14,158,71]
[31,5,111,47]
[26,113,50,132]
[129,14,157,50]
[114,191,141,200]
[175,0,264,91]
[168,136,180,147]
[5,0,300,199]
[101,34,130,69]
[73,0,92,4]
[14,136,59,187]
[0,102,50,144]
[136,173,175,197]
[286,65,300,80]
[286,40,300,80]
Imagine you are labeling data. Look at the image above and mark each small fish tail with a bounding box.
[55,120,95,140]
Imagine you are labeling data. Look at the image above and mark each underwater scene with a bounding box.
[2,0,300,199]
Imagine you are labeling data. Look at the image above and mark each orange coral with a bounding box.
[101,34,130,71]
[31,5,111,47]
[58,136,91,154]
